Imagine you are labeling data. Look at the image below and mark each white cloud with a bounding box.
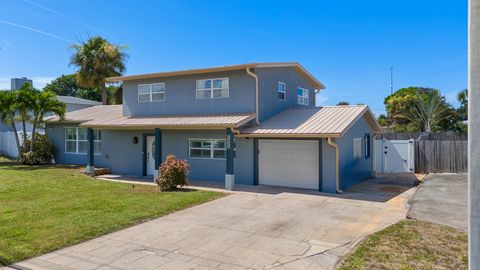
[315,93,328,106]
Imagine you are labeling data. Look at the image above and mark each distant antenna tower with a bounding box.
[390,67,394,94]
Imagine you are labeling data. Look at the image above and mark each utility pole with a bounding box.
[469,0,480,269]
[390,67,394,95]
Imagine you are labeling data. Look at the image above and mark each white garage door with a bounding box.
[259,140,319,190]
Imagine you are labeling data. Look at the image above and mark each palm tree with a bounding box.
[0,91,22,156]
[70,36,127,105]
[30,90,66,150]
[16,84,37,143]
[457,89,468,120]
[400,89,451,132]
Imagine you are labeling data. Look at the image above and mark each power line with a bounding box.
[23,0,105,34]
[0,19,73,43]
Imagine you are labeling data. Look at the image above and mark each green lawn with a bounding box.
[338,219,468,270]
[0,161,223,265]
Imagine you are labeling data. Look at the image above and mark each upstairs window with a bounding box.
[138,83,165,102]
[196,78,229,99]
[278,82,286,101]
[297,87,309,105]
[65,128,101,154]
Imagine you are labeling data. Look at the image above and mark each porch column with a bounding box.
[154,128,162,181]
[86,128,94,174]
[225,128,235,190]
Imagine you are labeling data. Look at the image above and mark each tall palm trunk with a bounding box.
[101,82,107,105]
[21,119,27,150]
[31,117,37,152]
[11,123,21,160]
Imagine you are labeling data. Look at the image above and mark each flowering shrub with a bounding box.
[156,154,189,191]
[21,133,56,165]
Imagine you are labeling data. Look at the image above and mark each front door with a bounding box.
[146,136,156,175]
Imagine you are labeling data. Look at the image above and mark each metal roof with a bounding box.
[105,62,325,89]
[44,105,256,129]
[239,105,382,138]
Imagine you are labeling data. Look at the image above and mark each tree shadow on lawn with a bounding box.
[0,162,82,171]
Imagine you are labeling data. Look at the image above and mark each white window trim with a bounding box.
[353,138,363,160]
[278,82,286,101]
[93,130,102,155]
[195,78,229,99]
[64,127,101,155]
[188,138,227,159]
[297,87,310,105]
[137,83,165,103]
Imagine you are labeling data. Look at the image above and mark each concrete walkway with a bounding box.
[407,173,467,231]
[7,176,416,270]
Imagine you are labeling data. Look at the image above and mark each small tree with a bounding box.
[156,155,189,191]
[0,91,22,157]
[30,90,66,150]
[337,101,350,105]
[16,83,36,143]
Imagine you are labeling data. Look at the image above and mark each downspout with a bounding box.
[246,67,260,125]
[327,137,343,193]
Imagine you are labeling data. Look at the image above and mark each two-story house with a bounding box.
[45,62,381,193]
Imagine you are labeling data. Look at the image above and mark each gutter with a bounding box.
[327,137,343,193]
[246,68,260,125]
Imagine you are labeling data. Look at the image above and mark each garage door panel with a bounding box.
[259,140,319,190]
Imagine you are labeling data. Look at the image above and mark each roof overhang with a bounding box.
[79,113,256,130]
[237,105,382,138]
[106,62,325,90]
[45,105,257,130]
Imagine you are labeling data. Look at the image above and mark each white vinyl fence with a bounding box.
[374,138,415,174]
[0,131,29,158]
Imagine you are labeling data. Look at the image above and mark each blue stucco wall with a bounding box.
[161,130,253,184]
[46,124,148,175]
[46,125,254,184]
[321,138,337,193]
[321,116,374,192]
[121,66,319,122]
[256,67,317,122]
[122,70,256,116]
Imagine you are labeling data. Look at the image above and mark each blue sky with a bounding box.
[0,0,467,115]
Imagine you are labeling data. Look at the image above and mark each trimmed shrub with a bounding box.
[21,133,56,165]
[156,154,189,191]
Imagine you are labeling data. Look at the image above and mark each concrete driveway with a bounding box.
[408,173,467,231]
[9,176,416,270]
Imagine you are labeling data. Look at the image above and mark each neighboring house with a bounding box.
[44,62,381,193]
[55,95,102,113]
[0,80,101,157]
